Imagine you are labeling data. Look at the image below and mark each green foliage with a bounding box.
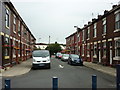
[45,42,62,55]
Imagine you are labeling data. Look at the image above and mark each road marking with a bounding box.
[59,65,64,68]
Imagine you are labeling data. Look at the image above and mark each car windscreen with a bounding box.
[33,50,49,57]
[63,54,69,57]
[71,54,79,59]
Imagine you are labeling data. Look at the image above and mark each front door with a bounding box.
[109,41,112,65]
[110,49,112,65]
[99,50,101,63]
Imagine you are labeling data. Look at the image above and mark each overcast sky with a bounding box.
[11,0,119,44]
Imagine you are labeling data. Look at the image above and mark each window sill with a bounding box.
[82,55,84,57]
[114,29,120,33]
[113,56,120,61]
[4,56,10,59]
[93,37,97,38]
[87,38,90,40]
[5,26,10,30]
[102,33,106,36]
[93,55,97,58]
[18,34,20,36]
[13,55,16,58]
[13,30,16,34]
[87,55,90,57]
[102,56,106,59]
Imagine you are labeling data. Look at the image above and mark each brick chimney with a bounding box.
[112,5,117,9]
[104,10,109,15]
[84,24,87,27]
[98,15,102,19]
[92,18,96,22]
[88,21,91,25]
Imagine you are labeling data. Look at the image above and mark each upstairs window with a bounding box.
[5,9,10,28]
[18,21,21,35]
[115,12,120,30]
[87,27,90,39]
[93,23,97,38]
[77,34,80,42]
[13,15,16,33]
[103,18,106,34]
[82,30,84,41]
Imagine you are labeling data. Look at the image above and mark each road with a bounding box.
[2,57,116,89]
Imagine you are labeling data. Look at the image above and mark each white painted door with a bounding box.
[99,50,101,63]
[110,49,112,65]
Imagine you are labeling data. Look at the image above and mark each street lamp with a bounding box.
[74,26,81,55]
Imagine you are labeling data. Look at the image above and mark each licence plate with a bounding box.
[39,64,44,66]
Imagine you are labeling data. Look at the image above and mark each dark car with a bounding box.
[55,52,62,59]
[68,54,83,66]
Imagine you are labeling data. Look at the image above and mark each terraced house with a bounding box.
[66,4,120,66]
[0,1,36,70]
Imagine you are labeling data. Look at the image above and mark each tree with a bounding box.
[45,42,62,55]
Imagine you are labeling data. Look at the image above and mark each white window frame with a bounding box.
[82,30,84,41]
[93,23,97,38]
[18,21,21,36]
[93,43,97,58]
[114,11,120,32]
[87,27,90,40]
[5,8,10,29]
[102,18,106,35]
[114,37,120,60]
[13,14,16,33]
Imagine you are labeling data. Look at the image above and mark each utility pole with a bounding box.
[39,38,41,43]
[49,36,50,45]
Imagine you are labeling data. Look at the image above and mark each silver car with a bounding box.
[61,54,69,62]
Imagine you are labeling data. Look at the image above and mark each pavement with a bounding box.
[1,58,32,77]
[0,58,116,77]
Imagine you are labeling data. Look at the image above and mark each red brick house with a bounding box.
[66,4,120,66]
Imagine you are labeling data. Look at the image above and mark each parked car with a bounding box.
[55,52,62,59]
[68,54,83,66]
[32,50,51,69]
[61,54,69,62]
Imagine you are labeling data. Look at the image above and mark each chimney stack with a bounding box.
[92,18,96,22]
[88,21,91,25]
[98,15,102,19]
[112,5,117,9]
[104,10,109,15]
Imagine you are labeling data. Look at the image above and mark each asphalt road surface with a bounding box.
[2,57,116,89]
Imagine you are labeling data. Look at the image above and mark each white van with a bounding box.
[32,50,51,69]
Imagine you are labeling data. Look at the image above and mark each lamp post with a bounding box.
[74,26,81,55]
